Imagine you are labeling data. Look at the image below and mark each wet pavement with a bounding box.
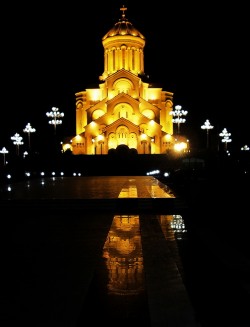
[0,175,250,326]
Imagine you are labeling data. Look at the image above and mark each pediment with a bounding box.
[106,68,140,83]
[105,69,141,94]
[103,117,140,133]
[107,92,139,106]
[139,96,161,112]
[85,98,107,113]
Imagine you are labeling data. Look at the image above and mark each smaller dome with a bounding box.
[102,7,145,41]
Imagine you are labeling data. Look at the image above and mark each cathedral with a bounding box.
[62,6,188,155]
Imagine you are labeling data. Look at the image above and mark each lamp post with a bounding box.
[46,107,64,135]
[11,133,24,156]
[219,128,232,151]
[169,105,188,134]
[201,119,214,148]
[23,123,36,149]
[0,147,8,165]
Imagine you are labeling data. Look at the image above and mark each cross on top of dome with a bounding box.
[120,5,127,19]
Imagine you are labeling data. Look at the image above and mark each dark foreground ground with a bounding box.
[168,167,250,327]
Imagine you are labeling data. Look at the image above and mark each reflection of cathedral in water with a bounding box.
[102,214,187,296]
[103,215,144,295]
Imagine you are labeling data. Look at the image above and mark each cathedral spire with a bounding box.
[120,5,127,19]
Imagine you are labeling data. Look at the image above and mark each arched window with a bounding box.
[116,125,129,145]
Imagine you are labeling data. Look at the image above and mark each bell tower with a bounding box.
[100,5,146,81]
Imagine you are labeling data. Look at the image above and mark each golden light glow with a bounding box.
[75,134,82,140]
[142,109,155,120]
[87,89,101,102]
[147,88,161,101]
[118,184,138,198]
[159,215,187,241]
[102,212,184,297]
[140,133,147,141]
[97,134,104,142]
[92,109,105,120]
[174,142,187,152]
[102,215,145,295]
[62,143,72,152]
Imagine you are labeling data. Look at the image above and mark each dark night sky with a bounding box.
[1,1,249,153]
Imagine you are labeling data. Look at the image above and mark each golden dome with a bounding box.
[102,6,145,41]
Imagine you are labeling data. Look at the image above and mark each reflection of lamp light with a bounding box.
[159,214,187,241]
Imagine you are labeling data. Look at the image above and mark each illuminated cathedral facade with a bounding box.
[62,6,186,155]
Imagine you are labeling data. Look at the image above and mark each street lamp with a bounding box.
[241,145,249,151]
[23,123,36,149]
[0,147,8,165]
[201,119,214,148]
[23,151,28,158]
[46,107,64,134]
[219,128,232,151]
[11,133,24,156]
[169,105,188,134]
